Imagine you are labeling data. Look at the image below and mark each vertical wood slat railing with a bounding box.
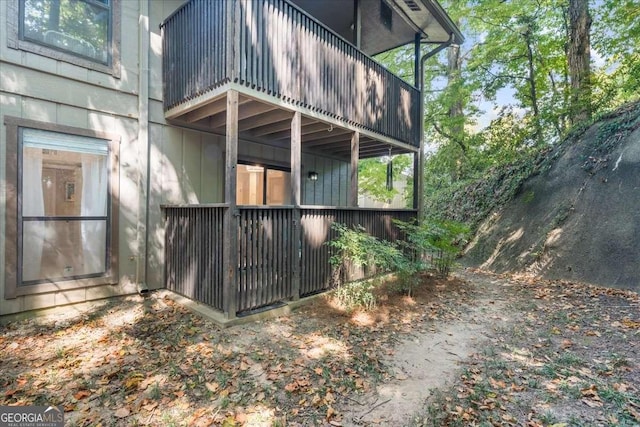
[161,0,229,110]
[164,206,417,314]
[300,207,417,296]
[161,0,420,147]
[236,207,295,313]
[164,205,226,311]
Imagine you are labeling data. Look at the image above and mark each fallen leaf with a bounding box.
[114,407,130,418]
[326,406,336,419]
[142,401,158,411]
[582,398,603,408]
[73,390,91,400]
[284,382,298,392]
[627,405,640,421]
[324,391,335,404]
[613,383,628,392]
[205,382,219,393]
[561,339,573,349]
[489,378,506,389]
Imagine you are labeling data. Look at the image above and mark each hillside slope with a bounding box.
[464,102,640,291]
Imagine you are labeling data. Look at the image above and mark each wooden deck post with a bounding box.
[349,131,359,207]
[223,90,239,319]
[291,111,302,300]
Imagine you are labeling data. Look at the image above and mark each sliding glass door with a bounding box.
[237,164,291,205]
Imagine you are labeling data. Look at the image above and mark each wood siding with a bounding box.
[161,0,419,147]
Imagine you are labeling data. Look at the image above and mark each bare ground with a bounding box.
[1,270,639,426]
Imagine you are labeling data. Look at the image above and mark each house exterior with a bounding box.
[0,0,462,319]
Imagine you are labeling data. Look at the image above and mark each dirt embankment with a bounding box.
[464,102,640,291]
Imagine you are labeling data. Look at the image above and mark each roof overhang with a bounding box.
[363,0,464,55]
[289,0,463,56]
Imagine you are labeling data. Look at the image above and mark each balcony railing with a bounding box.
[161,0,420,147]
[163,205,417,315]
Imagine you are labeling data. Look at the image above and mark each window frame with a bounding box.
[4,116,120,299]
[6,0,121,77]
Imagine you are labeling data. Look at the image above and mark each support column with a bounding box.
[349,131,359,207]
[413,33,423,216]
[222,90,239,319]
[413,149,425,219]
[290,111,301,300]
[354,0,362,48]
[291,112,302,206]
[414,33,421,88]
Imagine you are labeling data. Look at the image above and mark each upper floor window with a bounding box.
[7,0,120,75]
[20,0,112,65]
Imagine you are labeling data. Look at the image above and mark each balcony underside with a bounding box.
[167,88,418,160]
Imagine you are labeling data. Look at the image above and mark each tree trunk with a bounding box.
[445,40,466,181]
[446,33,467,156]
[523,25,542,144]
[568,0,592,123]
[447,43,464,140]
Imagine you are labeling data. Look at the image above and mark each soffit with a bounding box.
[289,0,463,56]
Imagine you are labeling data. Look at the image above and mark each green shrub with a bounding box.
[332,279,378,311]
[326,219,469,300]
[394,219,469,278]
[327,223,401,278]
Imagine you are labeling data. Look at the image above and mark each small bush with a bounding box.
[394,219,469,282]
[326,219,469,301]
[332,279,378,311]
[327,223,401,281]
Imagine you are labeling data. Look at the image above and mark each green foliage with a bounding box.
[358,154,413,206]
[327,223,400,273]
[332,280,378,312]
[424,147,549,233]
[327,219,469,300]
[394,219,469,281]
[373,0,640,235]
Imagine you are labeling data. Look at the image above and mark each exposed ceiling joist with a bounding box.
[209,101,278,129]
[250,116,317,137]
[264,121,336,140]
[303,133,353,147]
[239,109,295,132]
[183,97,227,123]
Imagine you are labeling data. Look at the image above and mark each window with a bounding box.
[237,164,291,205]
[7,0,120,75]
[4,117,119,298]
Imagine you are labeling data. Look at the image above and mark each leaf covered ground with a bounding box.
[1,270,639,426]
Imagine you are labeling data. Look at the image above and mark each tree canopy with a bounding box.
[366,0,639,214]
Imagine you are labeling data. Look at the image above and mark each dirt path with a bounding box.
[341,272,511,425]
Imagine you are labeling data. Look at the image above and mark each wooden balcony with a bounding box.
[161,0,420,157]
